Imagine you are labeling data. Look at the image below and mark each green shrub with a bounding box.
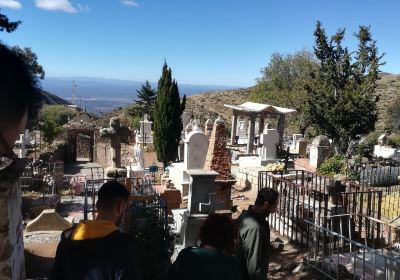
[387,134,400,147]
[317,154,346,177]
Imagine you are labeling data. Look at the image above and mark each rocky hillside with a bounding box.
[375,74,400,131]
[96,74,400,133]
[185,88,251,124]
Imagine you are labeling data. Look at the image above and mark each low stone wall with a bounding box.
[232,166,265,198]
[0,180,25,280]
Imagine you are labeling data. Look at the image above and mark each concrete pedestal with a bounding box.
[180,211,208,247]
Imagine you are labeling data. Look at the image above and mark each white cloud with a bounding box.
[76,3,89,12]
[0,0,22,9]
[120,0,138,7]
[35,0,77,13]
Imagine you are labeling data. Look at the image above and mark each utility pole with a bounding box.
[72,80,77,106]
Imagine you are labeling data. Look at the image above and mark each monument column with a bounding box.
[277,114,286,146]
[258,114,265,136]
[247,114,256,153]
[230,111,238,145]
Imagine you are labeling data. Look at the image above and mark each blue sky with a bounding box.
[0,0,399,86]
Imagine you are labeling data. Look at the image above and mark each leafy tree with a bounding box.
[37,105,77,143]
[0,9,21,33]
[39,105,77,126]
[11,46,45,79]
[251,50,318,134]
[40,119,64,144]
[384,96,400,132]
[306,21,384,154]
[153,62,186,168]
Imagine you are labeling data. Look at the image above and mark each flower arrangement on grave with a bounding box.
[266,162,285,173]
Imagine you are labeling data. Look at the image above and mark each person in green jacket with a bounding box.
[236,188,279,280]
[166,213,240,280]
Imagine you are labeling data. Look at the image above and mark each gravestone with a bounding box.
[100,117,130,177]
[204,119,213,138]
[184,126,209,170]
[25,209,71,232]
[296,139,309,157]
[181,170,220,246]
[236,120,247,143]
[259,128,280,161]
[135,114,153,145]
[169,126,209,196]
[309,135,333,168]
[133,144,144,170]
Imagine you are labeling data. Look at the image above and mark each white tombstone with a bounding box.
[259,129,280,160]
[236,120,247,144]
[293,134,303,144]
[181,112,192,128]
[309,136,333,168]
[184,128,209,170]
[134,144,144,169]
[185,120,193,137]
[136,114,153,144]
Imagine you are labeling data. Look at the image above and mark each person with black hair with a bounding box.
[52,181,141,280]
[235,188,279,280]
[166,213,240,280]
[0,42,42,279]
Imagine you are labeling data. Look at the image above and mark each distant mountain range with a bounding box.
[40,76,237,113]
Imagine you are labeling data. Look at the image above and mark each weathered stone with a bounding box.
[25,209,71,232]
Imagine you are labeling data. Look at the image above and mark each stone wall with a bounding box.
[95,138,112,166]
[95,138,134,167]
[76,134,91,158]
[0,180,25,280]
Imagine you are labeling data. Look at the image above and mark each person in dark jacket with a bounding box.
[166,213,240,280]
[236,188,279,280]
[52,181,141,280]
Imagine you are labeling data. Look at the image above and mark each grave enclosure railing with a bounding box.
[258,170,383,245]
[305,214,400,280]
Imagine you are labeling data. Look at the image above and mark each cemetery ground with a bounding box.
[24,177,326,279]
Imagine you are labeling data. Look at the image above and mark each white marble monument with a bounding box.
[168,125,209,196]
[259,128,280,161]
[135,114,153,145]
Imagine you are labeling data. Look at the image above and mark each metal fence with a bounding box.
[258,170,383,245]
[305,214,400,280]
[358,165,400,187]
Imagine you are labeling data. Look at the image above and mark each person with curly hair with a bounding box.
[0,42,42,280]
[166,213,240,280]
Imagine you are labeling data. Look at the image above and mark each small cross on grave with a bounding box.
[199,192,224,214]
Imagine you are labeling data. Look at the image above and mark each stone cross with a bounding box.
[199,193,224,213]
[100,117,130,168]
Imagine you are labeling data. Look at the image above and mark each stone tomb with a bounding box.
[259,128,280,162]
[309,135,333,168]
[135,114,153,146]
[99,117,130,178]
[169,126,209,196]
[180,170,221,247]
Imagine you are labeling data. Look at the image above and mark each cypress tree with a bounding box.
[153,62,186,168]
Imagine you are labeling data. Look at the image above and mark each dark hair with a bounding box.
[96,181,130,211]
[0,43,42,130]
[198,214,237,253]
[255,188,279,206]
